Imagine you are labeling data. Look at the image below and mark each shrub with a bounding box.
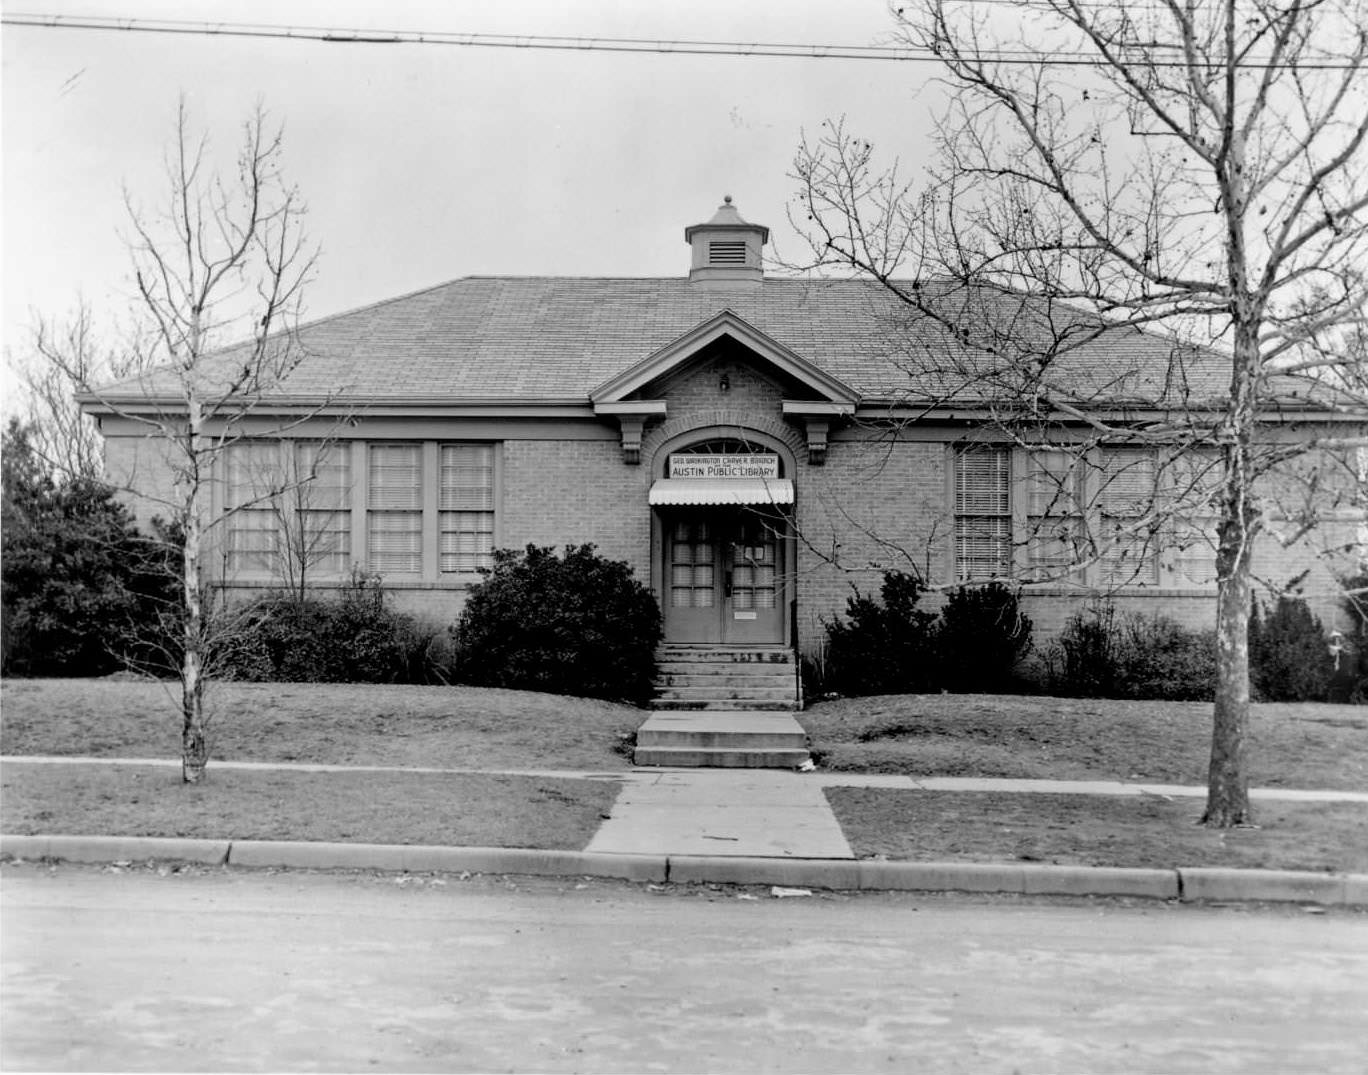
[450,544,661,706]
[1249,596,1332,702]
[936,582,1033,692]
[821,571,939,696]
[221,574,442,683]
[1114,614,1215,701]
[1335,572,1368,702]
[1,419,175,677]
[1042,602,1122,698]
[1034,603,1214,701]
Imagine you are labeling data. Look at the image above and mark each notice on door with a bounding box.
[668,454,779,479]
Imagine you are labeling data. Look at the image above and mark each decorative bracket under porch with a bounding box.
[782,401,855,466]
[594,400,668,464]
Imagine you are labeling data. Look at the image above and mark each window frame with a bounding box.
[220,438,500,586]
[952,444,1013,582]
[949,442,1212,590]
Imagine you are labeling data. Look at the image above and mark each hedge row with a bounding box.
[808,570,1359,703]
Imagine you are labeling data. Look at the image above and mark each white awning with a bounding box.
[648,478,795,506]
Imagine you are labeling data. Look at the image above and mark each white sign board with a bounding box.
[668,454,780,480]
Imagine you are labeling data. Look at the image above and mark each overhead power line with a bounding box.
[2,12,1362,70]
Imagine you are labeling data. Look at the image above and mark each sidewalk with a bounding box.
[3,754,1366,905]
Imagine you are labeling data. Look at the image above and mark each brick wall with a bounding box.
[103,432,184,533]
[794,440,949,652]
[101,391,1362,651]
[501,439,654,578]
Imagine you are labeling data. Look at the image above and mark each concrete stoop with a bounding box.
[632,711,811,769]
[652,645,800,712]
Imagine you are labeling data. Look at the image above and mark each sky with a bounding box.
[2,0,946,394]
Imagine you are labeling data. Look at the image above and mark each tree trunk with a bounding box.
[181,658,207,784]
[1203,314,1260,826]
[181,388,208,784]
[1204,508,1253,825]
[180,548,208,783]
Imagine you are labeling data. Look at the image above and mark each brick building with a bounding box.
[88,198,1363,688]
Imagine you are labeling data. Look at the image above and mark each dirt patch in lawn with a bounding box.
[825,787,1368,873]
[0,679,641,770]
[0,762,620,849]
[803,694,1367,790]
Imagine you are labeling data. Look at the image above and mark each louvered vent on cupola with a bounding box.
[685,195,769,283]
[708,240,747,265]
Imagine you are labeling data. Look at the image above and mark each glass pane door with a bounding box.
[730,518,777,611]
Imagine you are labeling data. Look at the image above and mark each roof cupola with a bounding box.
[684,195,768,284]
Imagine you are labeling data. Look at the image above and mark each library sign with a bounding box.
[668,453,780,479]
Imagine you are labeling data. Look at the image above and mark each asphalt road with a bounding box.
[3,862,1366,1073]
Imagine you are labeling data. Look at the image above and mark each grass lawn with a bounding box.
[0,678,640,771]
[802,693,1368,791]
[4,679,1365,871]
[0,763,619,849]
[826,788,1368,873]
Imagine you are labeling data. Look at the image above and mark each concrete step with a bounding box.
[658,648,793,664]
[631,712,811,768]
[654,684,798,703]
[651,698,795,711]
[637,715,807,750]
[632,746,811,768]
[657,670,796,688]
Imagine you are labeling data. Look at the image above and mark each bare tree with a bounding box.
[794,0,1368,825]
[55,99,322,783]
[6,304,143,481]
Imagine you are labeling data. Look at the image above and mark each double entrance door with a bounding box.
[665,509,785,644]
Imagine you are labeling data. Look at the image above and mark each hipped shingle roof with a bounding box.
[95,275,1240,409]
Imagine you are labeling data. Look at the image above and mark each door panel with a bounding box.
[665,517,721,642]
[663,510,786,644]
[724,514,784,644]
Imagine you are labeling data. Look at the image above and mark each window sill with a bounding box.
[1015,583,1216,598]
[219,577,482,591]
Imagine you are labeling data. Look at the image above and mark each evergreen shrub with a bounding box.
[450,544,661,706]
[1,419,177,677]
[936,582,1033,693]
[1249,596,1332,702]
[820,571,939,697]
[1335,573,1368,702]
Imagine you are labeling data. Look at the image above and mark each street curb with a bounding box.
[0,834,231,866]
[1177,867,1360,905]
[3,834,1364,905]
[228,840,667,882]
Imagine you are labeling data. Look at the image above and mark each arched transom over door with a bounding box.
[650,437,792,645]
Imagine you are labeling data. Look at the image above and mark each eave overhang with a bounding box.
[77,393,600,421]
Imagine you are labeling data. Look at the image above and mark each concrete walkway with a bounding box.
[585,768,854,858]
[6,755,1367,804]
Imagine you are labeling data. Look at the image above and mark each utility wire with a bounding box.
[2,12,1362,70]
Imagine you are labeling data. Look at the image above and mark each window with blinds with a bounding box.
[292,442,351,575]
[1098,449,1159,585]
[439,443,495,574]
[1168,450,1221,585]
[1024,449,1084,581]
[225,441,283,573]
[955,447,1012,579]
[368,444,423,575]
